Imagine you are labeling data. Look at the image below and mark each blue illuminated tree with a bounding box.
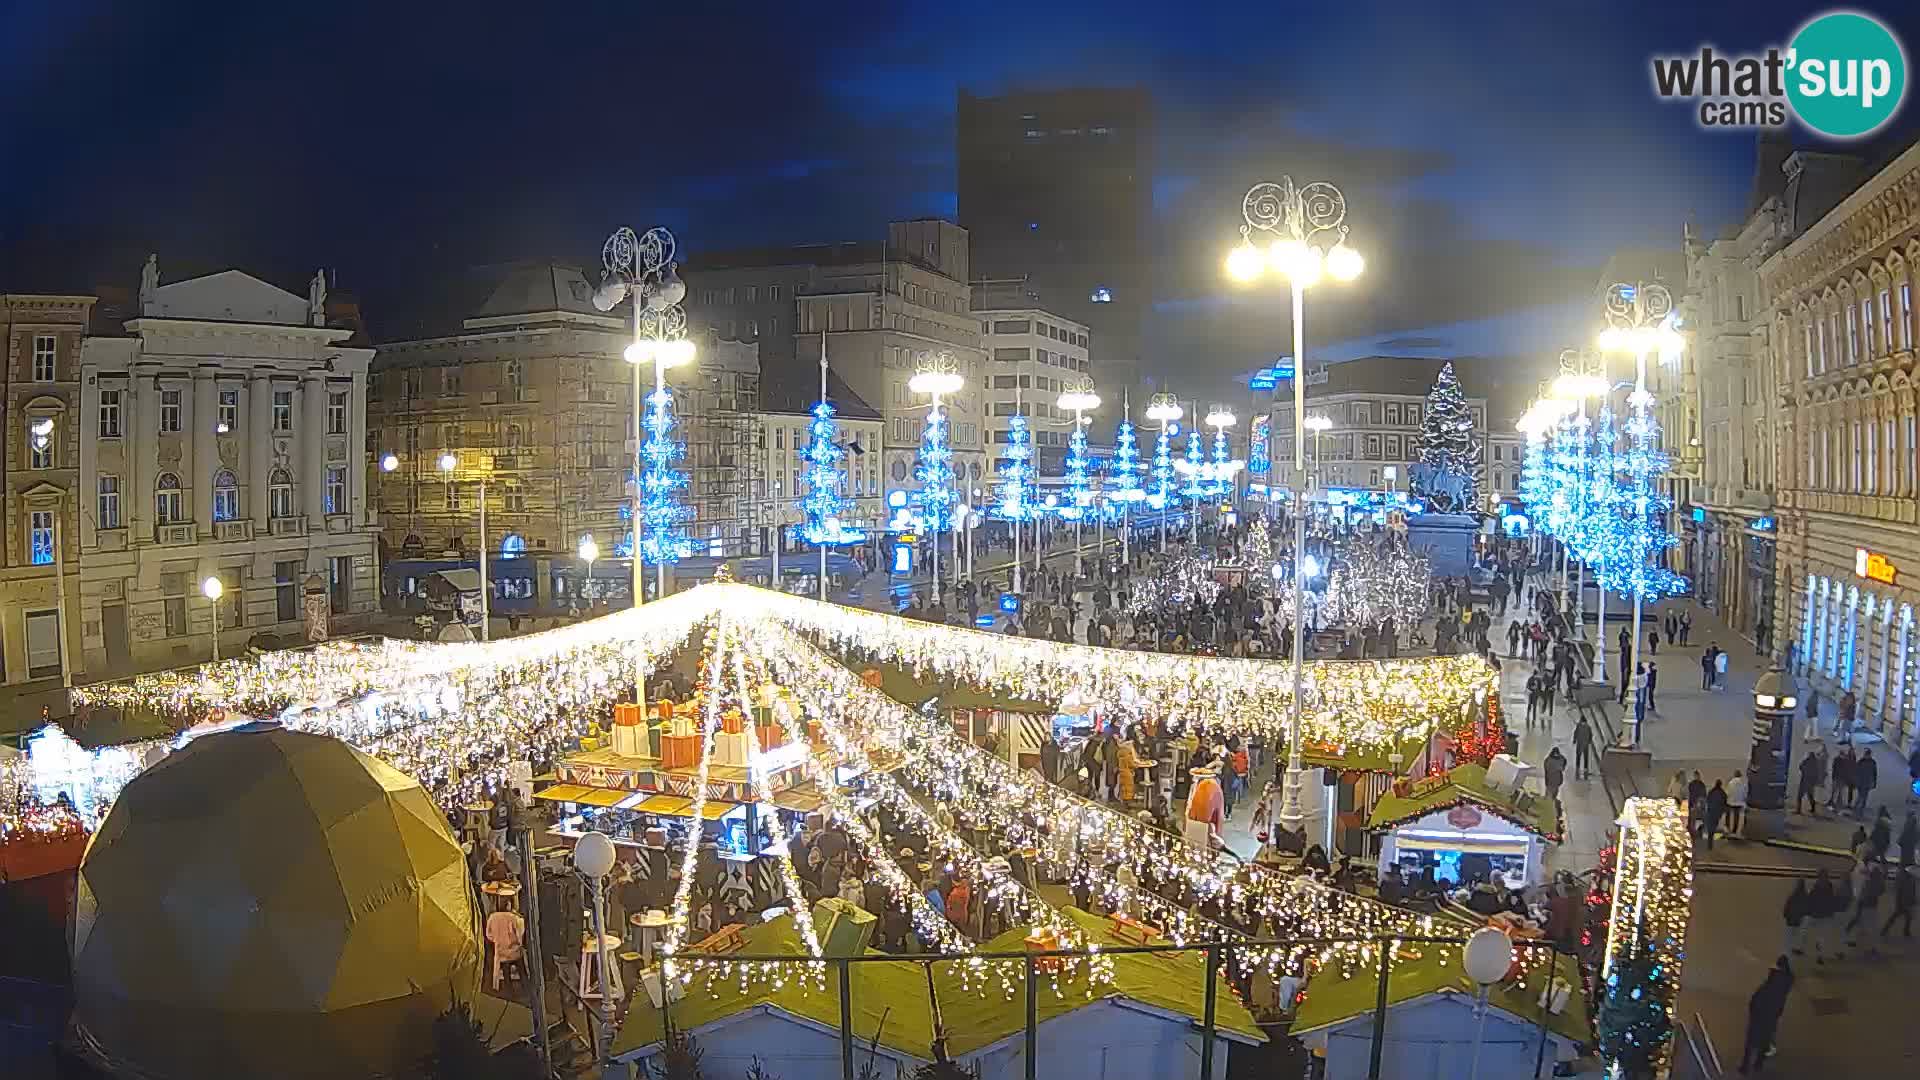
[1248,416,1271,483]
[1519,435,1551,526]
[1596,389,1687,601]
[1181,429,1208,502]
[1209,425,1234,501]
[796,401,864,546]
[1109,418,1146,507]
[913,402,958,534]
[1059,418,1092,521]
[639,386,693,565]
[995,411,1036,524]
[1149,425,1177,510]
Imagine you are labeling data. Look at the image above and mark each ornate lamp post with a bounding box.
[1596,281,1687,745]
[909,350,964,600]
[1226,176,1364,839]
[1058,378,1102,576]
[1551,352,1610,676]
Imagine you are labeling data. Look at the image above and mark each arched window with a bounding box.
[268,468,295,519]
[155,472,183,524]
[499,532,526,559]
[212,470,239,522]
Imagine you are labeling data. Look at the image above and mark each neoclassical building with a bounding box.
[1765,139,1920,749]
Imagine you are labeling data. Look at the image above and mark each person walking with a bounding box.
[1735,956,1794,1074]
[1828,746,1854,814]
[1524,670,1543,729]
[1796,749,1825,815]
[1705,779,1729,848]
[1882,866,1917,938]
[1646,661,1660,713]
[1687,771,1708,838]
[1805,870,1837,963]
[1680,610,1693,646]
[1544,747,1567,804]
[1868,807,1893,863]
[1702,647,1717,691]
[1573,716,1596,780]
[1507,619,1522,659]
[1648,626,1660,656]
[1899,809,1919,867]
[1715,647,1729,691]
[1837,689,1858,739]
[1845,863,1887,949]
[1726,770,1748,836]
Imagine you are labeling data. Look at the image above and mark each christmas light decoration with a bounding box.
[913,400,958,533]
[795,401,864,546]
[1411,362,1480,512]
[1599,798,1692,1079]
[639,385,694,565]
[1149,422,1177,511]
[1209,424,1233,500]
[1596,390,1686,602]
[1181,429,1208,501]
[1060,415,1092,521]
[994,410,1036,524]
[1248,415,1271,479]
[1318,535,1432,631]
[1109,417,1146,508]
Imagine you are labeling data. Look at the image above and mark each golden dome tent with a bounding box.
[71,721,481,1080]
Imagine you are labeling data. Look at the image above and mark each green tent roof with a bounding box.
[610,905,1263,1061]
[1289,946,1589,1045]
[1366,763,1563,840]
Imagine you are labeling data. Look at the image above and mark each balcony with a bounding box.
[216,520,254,543]
[269,515,308,537]
[154,523,196,547]
[324,514,352,535]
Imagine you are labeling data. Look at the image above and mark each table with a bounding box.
[480,880,520,913]
[628,910,681,965]
[578,932,624,1003]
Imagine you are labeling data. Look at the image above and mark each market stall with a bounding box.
[1368,761,1561,890]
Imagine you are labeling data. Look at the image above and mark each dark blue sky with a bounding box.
[3,1,1913,395]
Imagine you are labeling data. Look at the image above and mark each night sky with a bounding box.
[3,1,1915,398]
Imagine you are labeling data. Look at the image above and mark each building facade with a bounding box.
[688,220,990,514]
[73,266,378,676]
[1,293,93,690]
[974,278,1092,488]
[1268,357,1515,503]
[1764,139,1920,750]
[957,87,1149,405]
[370,263,767,570]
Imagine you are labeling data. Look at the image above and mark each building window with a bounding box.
[97,476,120,529]
[29,510,54,565]
[98,389,122,437]
[505,359,524,391]
[1881,289,1895,353]
[330,555,351,614]
[1901,284,1914,350]
[325,466,346,514]
[273,390,293,431]
[275,560,300,622]
[1815,318,1828,373]
[1848,306,1861,363]
[444,366,462,395]
[212,470,239,522]
[268,468,295,519]
[155,473,184,524]
[1862,297,1876,357]
[447,483,461,511]
[159,388,182,432]
[504,486,526,512]
[218,388,239,432]
[164,597,187,638]
[28,419,53,468]
[327,391,348,434]
[506,423,523,448]
[31,335,56,381]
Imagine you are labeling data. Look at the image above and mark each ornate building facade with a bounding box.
[1765,140,1920,749]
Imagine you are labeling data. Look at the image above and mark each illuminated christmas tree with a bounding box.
[1411,362,1481,511]
[796,400,863,546]
[1596,388,1687,602]
[1149,424,1176,511]
[639,386,693,565]
[994,411,1035,524]
[913,401,958,534]
[1109,417,1145,508]
[1060,416,1091,521]
[1181,429,1207,501]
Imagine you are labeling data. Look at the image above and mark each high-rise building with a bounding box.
[972,277,1092,487]
[958,87,1149,409]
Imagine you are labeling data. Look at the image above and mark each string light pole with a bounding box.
[438,452,487,640]
[1597,281,1687,745]
[797,333,865,600]
[1058,378,1102,576]
[593,225,696,606]
[1146,394,1183,553]
[1109,391,1147,564]
[1226,176,1365,838]
[909,350,964,601]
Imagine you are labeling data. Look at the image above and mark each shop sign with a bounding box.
[1750,516,1775,532]
[1856,548,1898,586]
[1446,804,1484,830]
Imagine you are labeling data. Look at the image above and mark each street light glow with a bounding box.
[1205,408,1237,428]
[907,369,963,395]
[1303,414,1333,433]
[1325,243,1365,281]
[578,535,599,563]
[380,453,399,472]
[438,452,457,473]
[201,576,223,601]
[1057,388,1102,413]
[1144,399,1183,423]
[1225,243,1265,282]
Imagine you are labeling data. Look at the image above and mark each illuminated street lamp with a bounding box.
[1303,413,1333,491]
[201,576,224,663]
[1225,175,1365,841]
[439,453,488,640]
[578,534,599,611]
[1145,394,1184,553]
[909,350,965,599]
[1057,379,1102,575]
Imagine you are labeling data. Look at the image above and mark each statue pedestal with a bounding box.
[1404,513,1480,577]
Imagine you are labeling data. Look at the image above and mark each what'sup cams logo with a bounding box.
[1652,11,1907,138]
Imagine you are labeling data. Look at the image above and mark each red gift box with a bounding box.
[660,733,701,770]
[721,709,746,736]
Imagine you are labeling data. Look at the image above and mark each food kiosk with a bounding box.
[1368,762,1561,890]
